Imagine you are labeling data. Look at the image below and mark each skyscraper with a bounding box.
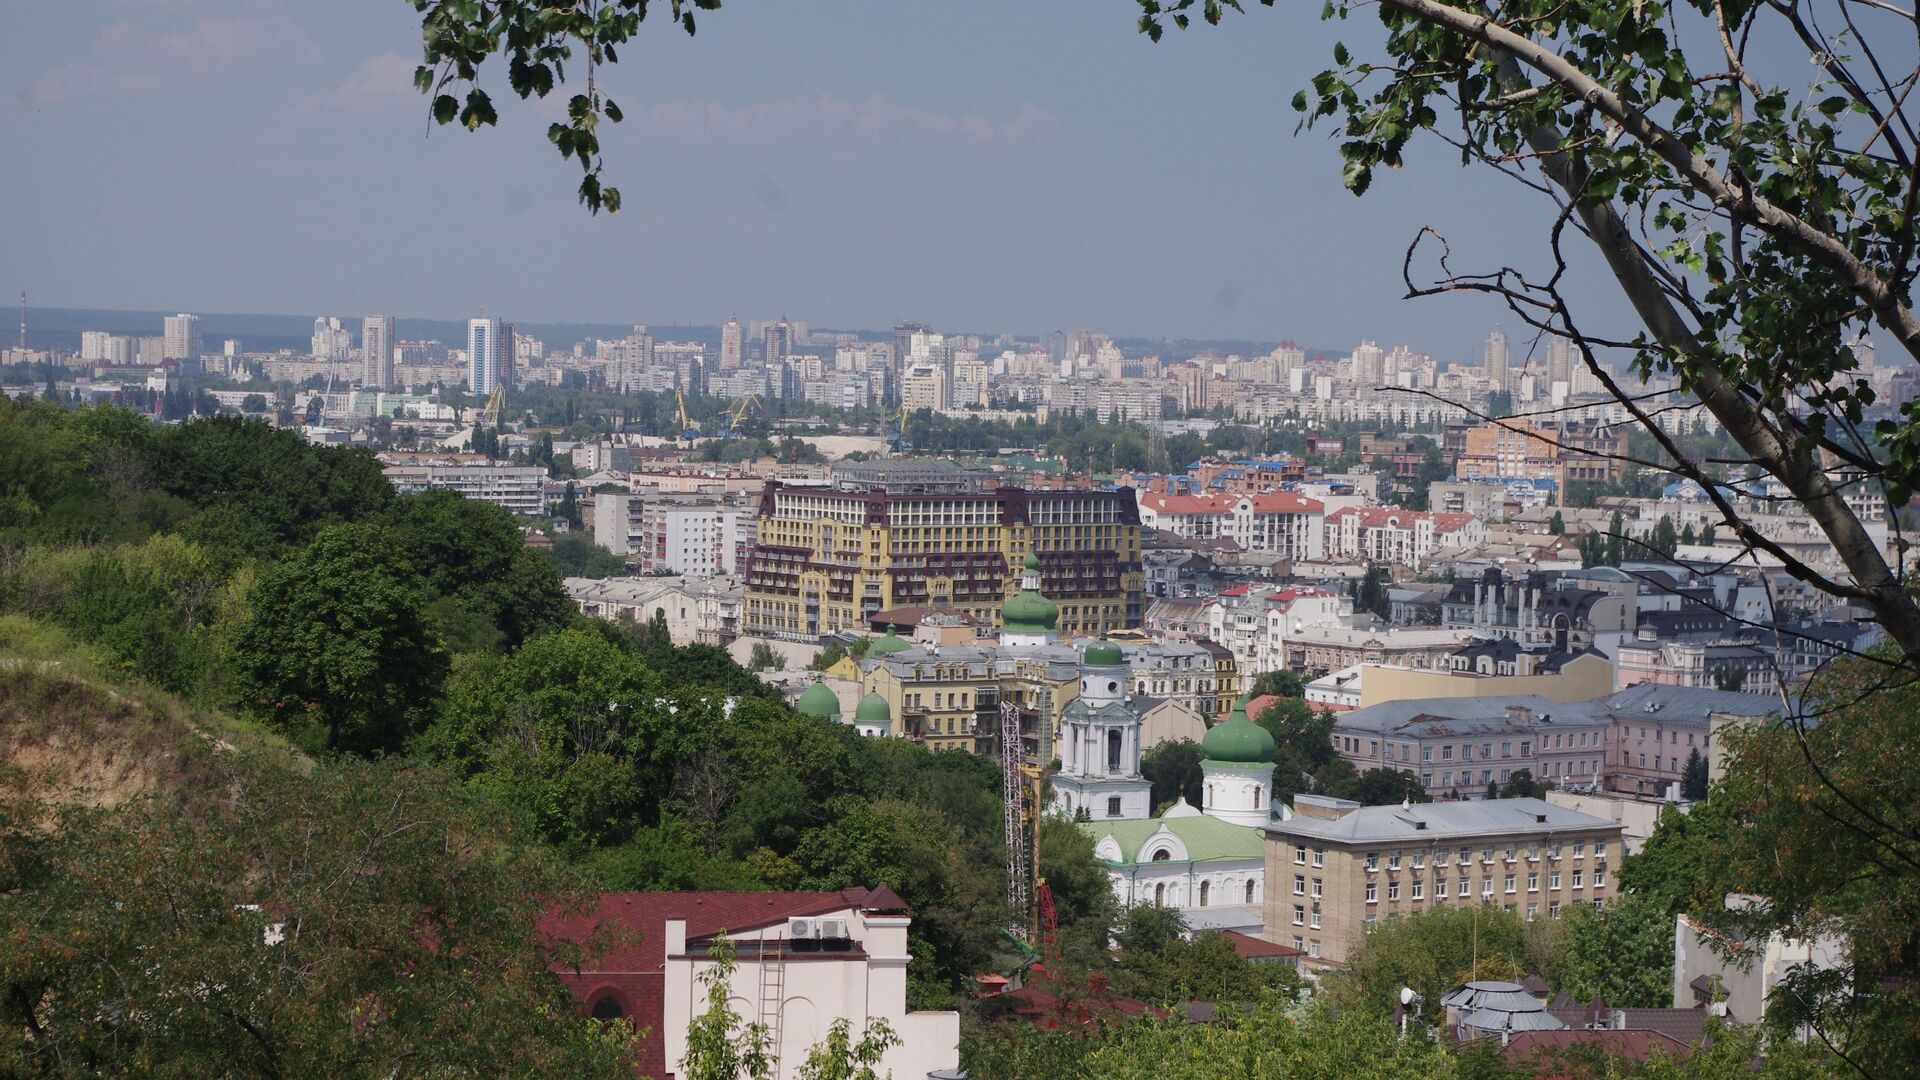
[720,316,743,370]
[1547,334,1573,388]
[311,316,352,362]
[363,315,396,390]
[764,317,793,364]
[468,316,514,396]
[162,314,201,360]
[1485,328,1511,394]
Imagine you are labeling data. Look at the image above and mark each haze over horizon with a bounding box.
[7,0,1644,363]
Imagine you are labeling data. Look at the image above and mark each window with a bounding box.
[1107,796,1122,817]
[1293,906,1305,926]
[1311,878,1322,899]
[1483,847,1495,864]
[1501,741,1512,758]
[1422,746,1432,762]
[1413,851,1426,869]
[1309,939,1321,959]
[1573,869,1584,888]
[1155,884,1166,905]
[1550,871,1562,890]
[1294,845,1307,865]
[1505,846,1517,863]
[1313,848,1324,868]
[1293,936,1305,951]
[1387,882,1400,901]
[1549,901,1561,918]
[1482,743,1494,759]
[1435,850,1449,867]
[1366,882,1378,903]
[1460,847,1472,864]
[1245,880,1256,904]
[1442,745,1454,760]
[1388,851,1402,871]
[1294,876,1306,896]
[1504,874,1516,894]
[1411,881,1424,900]
[1310,908,1321,929]
[1482,877,1494,898]
[1526,902,1539,921]
[1458,878,1470,898]
[1364,914,1377,928]
[1199,881,1210,907]
[1527,873,1539,893]
[591,995,626,1021]
[1366,852,1380,871]
[1594,868,1607,888]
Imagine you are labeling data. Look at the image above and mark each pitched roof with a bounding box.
[1602,683,1782,723]
[1267,797,1620,845]
[1503,1029,1693,1071]
[1082,812,1266,865]
[536,889,892,1078]
[1221,929,1304,961]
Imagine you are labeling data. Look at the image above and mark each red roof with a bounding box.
[1139,492,1322,515]
[1502,1029,1692,1076]
[1221,930,1304,961]
[537,889,892,1078]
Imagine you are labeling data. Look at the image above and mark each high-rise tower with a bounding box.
[362,315,396,390]
[468,316,514,395]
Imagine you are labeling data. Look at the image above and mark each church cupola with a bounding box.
[1000,552,1059,648]
[1200,696,1278,828]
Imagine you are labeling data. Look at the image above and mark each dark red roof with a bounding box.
[537,889,885,1079]
[1221,929,1304,961]
[1502,1029,1692,1075]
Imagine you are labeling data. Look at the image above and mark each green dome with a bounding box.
[1002,555,1058,634]
[796,682,841,720]
[1083,638,1124,667]
[854,691,891,727]
[868,626,911,656]
[1203,696,1277,764]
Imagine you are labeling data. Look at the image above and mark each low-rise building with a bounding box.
[538,887,959,1080]
[1264,797,1624,965]
[380,454,547,516]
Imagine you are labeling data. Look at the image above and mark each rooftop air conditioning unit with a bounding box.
[788,917,818,939]
[817,917,850,939]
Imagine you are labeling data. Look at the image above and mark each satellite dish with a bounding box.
[1400,986,1418,1006]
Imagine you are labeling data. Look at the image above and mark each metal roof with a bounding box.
[1266,797,1620,845]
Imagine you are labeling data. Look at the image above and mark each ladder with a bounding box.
[756,937,786,1072]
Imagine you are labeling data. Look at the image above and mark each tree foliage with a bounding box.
[0,758,636,1078]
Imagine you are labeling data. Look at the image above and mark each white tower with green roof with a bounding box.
[1199,696,1278,828]
[1000,552,1059,648]
[1050,638,1152,821]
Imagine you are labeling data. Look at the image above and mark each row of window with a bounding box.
[1365,898,1602,927]
[1364,868,1603,902]
[1359,841,1603,870]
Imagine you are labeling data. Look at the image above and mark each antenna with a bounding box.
[17,291,24,354]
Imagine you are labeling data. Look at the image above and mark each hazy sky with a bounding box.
[2,0,1637,362]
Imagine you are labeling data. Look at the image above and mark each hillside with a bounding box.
[0,616,306,809]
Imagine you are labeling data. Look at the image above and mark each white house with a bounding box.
[541,886,960,1080]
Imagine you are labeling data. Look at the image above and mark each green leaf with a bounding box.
[432,94,458,125]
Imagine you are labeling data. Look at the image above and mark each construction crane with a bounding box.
[718,393,762,437]
[481,385,506,428]
[885,402,911,456]
[674,387,700,442]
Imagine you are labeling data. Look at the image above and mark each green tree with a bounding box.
[549,531,627,578]
[229,523,447,754]
[1138,0,1920,669]
[1680,748,1708,801]
[0,759,636,1078]
[795,1018,899,1080]
[1649,514,1679,560]
[1484,780,1501,800]
[1552,892,1675,1008]
[240,392,268,413]
[1326,906,1532,1017]
[1502,768,1546,800]
[811,640,848,671]
[1249,668,1304,698]
[1355,767,1428,806]
[1547,510,1564,535]
[748,641,780,672]
[679,935,774,1080]
[1142,738,1205,812]
[1691,660,1920,1070]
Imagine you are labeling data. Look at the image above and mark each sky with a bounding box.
[1,0,1640,362]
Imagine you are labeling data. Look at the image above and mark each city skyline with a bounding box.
[2,0,1646,362]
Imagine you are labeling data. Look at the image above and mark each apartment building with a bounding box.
[379,454,547,516]
[744,468,1143,641]
[1323,507,1485,569]
[1135,491,1326,560]
[1331,695,1614,795]
[1456,419,1628,488]
[1264,797,1624,965]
